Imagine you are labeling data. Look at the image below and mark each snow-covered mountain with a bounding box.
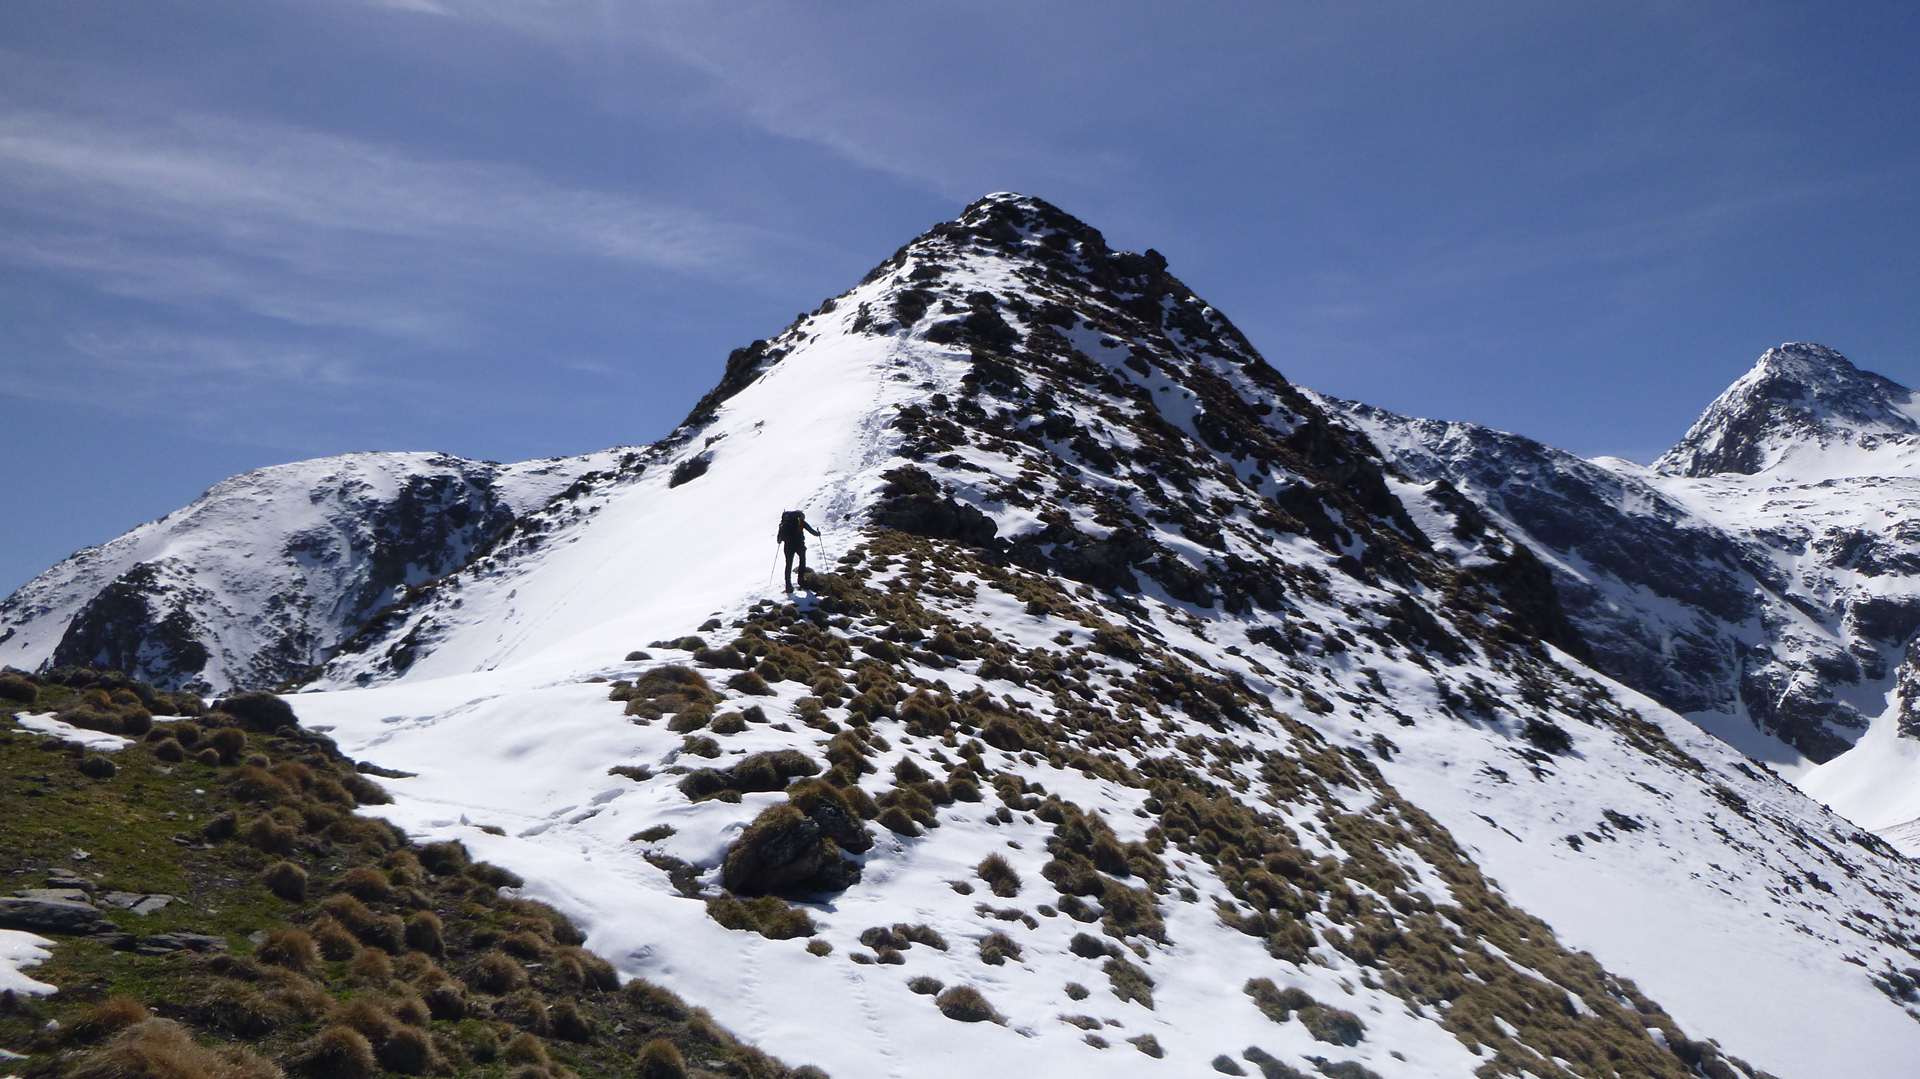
[0,450,624,692]
[10,196,1920,1077]
[1327,343,1920,850]
[1656,342,1920,478]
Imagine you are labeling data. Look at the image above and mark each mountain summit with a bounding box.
[8,196,1920,1077]
[1655,342,1920,477]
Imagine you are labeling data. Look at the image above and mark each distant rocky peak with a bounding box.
[1654,342,1920,477]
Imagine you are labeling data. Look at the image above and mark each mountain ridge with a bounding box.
[0,449,626,693]
[7,194,1920,1076]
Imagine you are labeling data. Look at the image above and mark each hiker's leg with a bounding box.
[783,547,796,592]
[798,545,809,584]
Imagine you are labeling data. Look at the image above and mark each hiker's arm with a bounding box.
[805,522,821,536]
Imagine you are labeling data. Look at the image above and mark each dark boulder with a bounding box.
[721,803,861,898]
[870,466,999,548]
[0,895,110,935]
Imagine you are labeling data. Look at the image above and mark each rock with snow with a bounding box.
[1657,342,1920,478]
[0,449,627,692]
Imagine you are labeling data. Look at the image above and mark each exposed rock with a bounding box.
[0,896,109,935]
[13,889,90,904]
[43,872,93,894]
[869,466,999,547]
[99,892,178,916]
[133,932,228,956]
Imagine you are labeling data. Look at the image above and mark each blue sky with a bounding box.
[3,1,1917,592]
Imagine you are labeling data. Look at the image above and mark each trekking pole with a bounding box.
[767,545,778,590]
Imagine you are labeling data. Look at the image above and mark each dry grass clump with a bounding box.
[679,749,821,801]
[311,914,359,960]
[228,764,294,803]
[287,1024,378,1078]
[727,669,774,695]
[68,1019,282,1079]
[262,859,308,901]
[978,931,1023,966]
[620,665,721,720]
[707,895,817,939]
[0,672,38,703]
[556,945,620,991]
[1128,1033,1165,1058]
[218,691,299,732]
[334,865,397,902]
[194,982,293,1037]
[348,947,394,986]
[256,928,320,974]
[63,995,150,1043]
[469,949,529,993]
[720,801,860,897]
[320,892,404,952]
[934,985,1002,1024]
[208,726,247,764]
[417,839,470,876]
[502,1031,550,1065]
[243,813,296,855]
[377,1021,437,1075]
[976,852,1022,897]
[636,1038,690,1079]
[1104,956,1155,1008]
[404,910,445,955]
[333,997,396,1045]
[622,978,692,1020]
[550,999,595,1042]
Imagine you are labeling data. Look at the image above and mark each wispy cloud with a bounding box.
[0,324,415,450]
[0,105,788,342]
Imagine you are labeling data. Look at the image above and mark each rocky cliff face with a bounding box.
[1328,344,1920,770]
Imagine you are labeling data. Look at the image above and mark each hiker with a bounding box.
[776,509,821,593]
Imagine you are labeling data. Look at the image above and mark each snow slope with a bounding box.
[0,450,621,693]
[270,198,1920,1077]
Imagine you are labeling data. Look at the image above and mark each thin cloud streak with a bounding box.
[0,109,777,274]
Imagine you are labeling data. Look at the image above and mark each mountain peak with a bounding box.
[1753,340,1869,381]
[917,191,1167,276]
[1654,342,1919,477]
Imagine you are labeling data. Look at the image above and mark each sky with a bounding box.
[2,1,1918,593]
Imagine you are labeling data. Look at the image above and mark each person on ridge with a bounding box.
[776,509,821,594]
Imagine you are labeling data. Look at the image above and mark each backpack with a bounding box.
[777,511,803,545]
